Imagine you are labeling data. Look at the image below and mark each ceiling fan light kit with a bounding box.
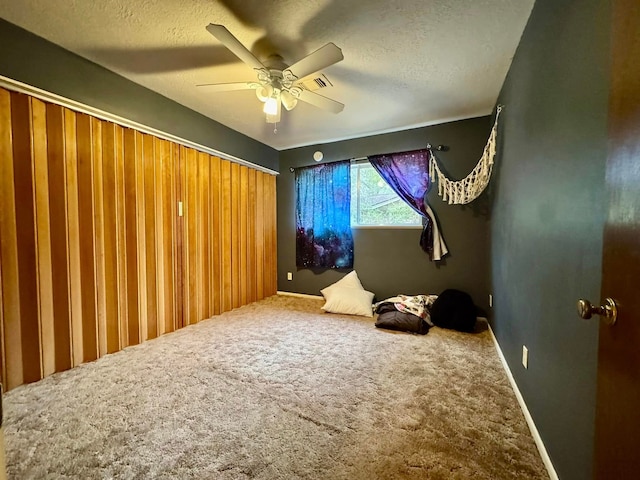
[203,24,345,128]
[281,90,298,111]
[263,92,281,123]
[263,95,278,115]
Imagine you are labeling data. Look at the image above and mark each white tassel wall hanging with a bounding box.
[429,106,503,205]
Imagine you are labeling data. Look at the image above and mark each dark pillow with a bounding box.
[430,289,476,332]
[375,310,430,335]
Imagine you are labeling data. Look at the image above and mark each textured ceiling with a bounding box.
[0,0,534,151]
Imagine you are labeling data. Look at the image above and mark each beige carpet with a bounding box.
[3,295,548,479]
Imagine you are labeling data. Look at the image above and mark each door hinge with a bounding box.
[178,201,183,217]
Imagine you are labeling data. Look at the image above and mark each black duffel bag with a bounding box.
[430,289,476,333]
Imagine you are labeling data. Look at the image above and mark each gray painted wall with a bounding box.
[278,117,493,308]
[491,0,609,478]
[0,19,278,171]
[2,5,611,477]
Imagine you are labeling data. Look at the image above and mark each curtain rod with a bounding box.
[288,144,451,172]
[289,156,367,172]
[426,144,449,152]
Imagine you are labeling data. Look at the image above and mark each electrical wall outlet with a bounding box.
[287,272,293,281]
[522,345,529,369]
[489,294,493,307]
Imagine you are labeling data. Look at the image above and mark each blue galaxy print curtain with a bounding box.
[295,161,354,268]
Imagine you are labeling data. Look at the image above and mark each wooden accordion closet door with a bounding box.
[0,87,277,392]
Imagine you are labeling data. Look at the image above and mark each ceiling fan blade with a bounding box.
[206,24,265,70]
[298,89,344,114]
[196,82,255,92]
[285,43,344,80]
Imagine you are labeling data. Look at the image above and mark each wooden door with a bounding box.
[0,384,5,480]
[593,0,640,477]
[0,86,278,392]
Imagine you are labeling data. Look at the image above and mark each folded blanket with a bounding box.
[374,294,438,325]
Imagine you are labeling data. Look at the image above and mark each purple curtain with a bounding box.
[368,149,434,256]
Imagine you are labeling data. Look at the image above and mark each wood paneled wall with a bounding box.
[0,88,277,391]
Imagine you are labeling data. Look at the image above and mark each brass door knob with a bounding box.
[577,298,618,326]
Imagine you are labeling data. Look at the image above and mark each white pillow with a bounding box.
[321,287,375,317]
[320,270,364,299]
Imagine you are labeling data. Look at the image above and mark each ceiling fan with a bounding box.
[200,24,345,124]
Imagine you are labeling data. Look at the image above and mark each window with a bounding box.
[350,162,423,227]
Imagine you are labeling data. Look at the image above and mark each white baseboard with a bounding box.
[277,291,324,300]
[488,326,559,480]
